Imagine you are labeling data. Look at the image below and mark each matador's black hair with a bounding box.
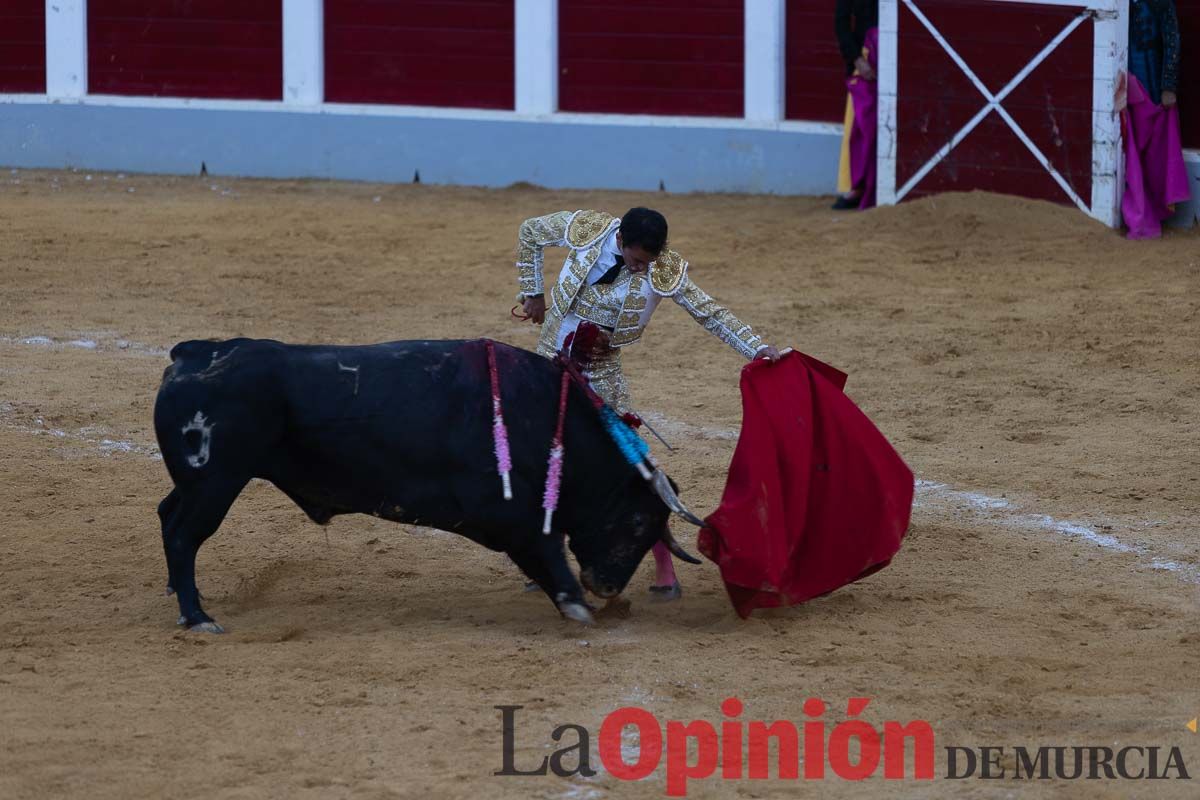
[619,207,668,256]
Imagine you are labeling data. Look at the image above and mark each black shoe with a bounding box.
[831,194,860,210]
[648,582,682,601]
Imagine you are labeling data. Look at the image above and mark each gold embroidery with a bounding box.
[566,210,617,249]
[550,283,571,316]
[574,282,623,329]
[535,313,634,414]
[549,243,601,315]
[622,293,648,312]
[584,350,634,414]
[537,304,565,359]
[560,274,583,306]
[673,277,763,359]
[605,276,650,348]
[649,249,688,296]
[608,327,640,347]
[516,211,573,297]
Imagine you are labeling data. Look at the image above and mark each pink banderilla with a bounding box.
[542,369,571,534]
[486,340,513,500]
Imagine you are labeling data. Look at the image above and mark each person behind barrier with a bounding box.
[832,0,880,210]
[1121,0,1189,238]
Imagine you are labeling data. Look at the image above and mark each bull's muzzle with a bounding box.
[579,568,619,598]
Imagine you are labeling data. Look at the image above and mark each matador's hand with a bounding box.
[522,296,546,324]
[755,345,784,362]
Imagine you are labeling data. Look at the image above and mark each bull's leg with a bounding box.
[510,536,594,625]
[157,488,183,595]
[161,475,249,632]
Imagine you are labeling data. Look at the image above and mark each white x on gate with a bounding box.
[876,0,1129,226]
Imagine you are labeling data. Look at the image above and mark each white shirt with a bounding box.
[585,229,623,284]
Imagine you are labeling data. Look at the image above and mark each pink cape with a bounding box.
[697,352,913,618]
[1121,74,1190,240]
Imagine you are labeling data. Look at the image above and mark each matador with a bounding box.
[514,207,781,600]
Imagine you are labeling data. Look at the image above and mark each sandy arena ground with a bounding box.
[1,169,1198,799]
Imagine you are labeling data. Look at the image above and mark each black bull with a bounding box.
[153,338,703,631]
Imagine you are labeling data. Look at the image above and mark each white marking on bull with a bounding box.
[181,412,215,468]
[207,346,239,371]
[337,361,360,395]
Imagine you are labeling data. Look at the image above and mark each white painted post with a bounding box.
[46,0,88,98]
[284,0,324,105]
[743,0,785,122]
[515,0,557,115]
[876,0,900,205]
[1090,0,1127,227]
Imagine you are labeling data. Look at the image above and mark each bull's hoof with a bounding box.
[187,621,226,634]
[165,585,175,596]
[523,579,541,593]
[558,602,595,625]
[648,582,682,602]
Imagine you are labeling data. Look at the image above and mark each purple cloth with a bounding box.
[1122,74,1190,240]
[847,27,879,210]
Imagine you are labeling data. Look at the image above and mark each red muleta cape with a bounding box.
[697,352,913,618]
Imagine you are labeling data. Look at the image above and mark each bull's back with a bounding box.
[271,341,465,475]
[154,336,633,549]
[155,337,567,493]
[272,339,564,479]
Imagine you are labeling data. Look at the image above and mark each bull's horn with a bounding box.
[650,468,707,528]
[662,526,703,565]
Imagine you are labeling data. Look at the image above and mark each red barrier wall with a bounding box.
[785,0,854,123]
[896,0,1094,204]
[88,1,282,99]
[324,0,514,109]
[0,1,45,93]
[559,0,743,117]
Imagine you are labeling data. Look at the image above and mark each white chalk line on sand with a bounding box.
[0,333,169,357]
[0,414,162,460]
[4,332,1195,582]
[649,415,1198,585]
[913,480,1197,581]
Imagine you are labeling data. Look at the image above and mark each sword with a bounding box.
[634,412,674,451]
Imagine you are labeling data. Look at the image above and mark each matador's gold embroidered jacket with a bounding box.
[516,210,766,358]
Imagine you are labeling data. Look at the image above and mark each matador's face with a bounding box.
[616,232,657,274]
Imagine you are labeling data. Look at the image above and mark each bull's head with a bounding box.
[571,469,705,599]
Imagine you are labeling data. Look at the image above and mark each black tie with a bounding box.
[594,255,625,285]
